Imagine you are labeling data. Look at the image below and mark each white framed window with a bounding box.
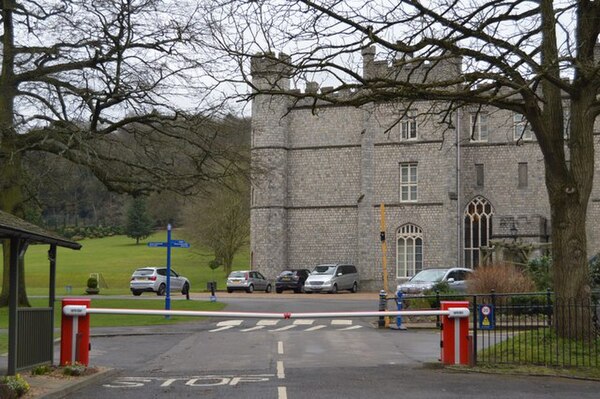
[469,113,488,142]
[400,110,417,140]
[513,113,533,141]
[400,162,418,202]
[396,224,423,278]
[463,196,494,268]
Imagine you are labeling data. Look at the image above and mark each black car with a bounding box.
[275,269,311,293]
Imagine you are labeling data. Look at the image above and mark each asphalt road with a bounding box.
[54,293,600,398]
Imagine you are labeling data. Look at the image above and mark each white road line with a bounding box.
[277,361,285,379]
[278,386,288,399]
[241,326,266,332]
[278,341,284,355]
[270,325,298,332]
[331,320,353,326]
[339,325,363,331]
[293,319,314,325]
[304,325,326,332]
[209,326,235,333]
[258,319,280,326]
[216,320,243,326]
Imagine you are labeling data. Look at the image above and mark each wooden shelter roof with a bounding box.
[0,210,81,250]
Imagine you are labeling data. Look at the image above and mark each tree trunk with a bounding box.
[544,95,595,340]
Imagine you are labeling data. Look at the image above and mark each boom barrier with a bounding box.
[60,299,471,367]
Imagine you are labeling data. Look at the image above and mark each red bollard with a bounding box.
[60,298,91,366]
[440,301,470,365]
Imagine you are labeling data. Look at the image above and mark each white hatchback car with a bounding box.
[130,267,190,296]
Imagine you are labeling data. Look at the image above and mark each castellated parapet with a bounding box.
[250,52,292,91]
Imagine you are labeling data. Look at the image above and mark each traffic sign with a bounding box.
[478,304,495,330]
[147,242,168,248]
[171,240,190,248]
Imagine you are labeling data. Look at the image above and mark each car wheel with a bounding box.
[294,285,304,294]
[182,282,190,295]
[276,288,283,294]
[351,282,358,293]
[246,284,254,293]
[227,288,233,293]
[265,284,272,293]
[157,284,166,296]
[132,290,142,296]
[330,284,338,294]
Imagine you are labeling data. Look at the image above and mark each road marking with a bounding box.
[331,320,353,325]
[217,320,244,326]
[278,341,284,354]
[339,325,363,331]
[278,386,288,399]
[209,326,235,332]
[293,319,314,325]
[210,320,243,332]
[277,361,285,379]
[270,325,298,332]
[258,319,280,326]
[241,326,266,332]
[304,325,326,332]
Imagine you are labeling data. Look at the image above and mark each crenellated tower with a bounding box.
[250,53,292,277]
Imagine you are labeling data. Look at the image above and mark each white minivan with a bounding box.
[304,264,359,293]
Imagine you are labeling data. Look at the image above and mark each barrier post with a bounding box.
[392,290,407,330]
[378,290,387,328]
[60,298,91,366]
[440,301,470,365]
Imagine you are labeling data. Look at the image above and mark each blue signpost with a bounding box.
[147,224,191,316]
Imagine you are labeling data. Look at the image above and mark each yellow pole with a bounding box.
[380,203,390,327]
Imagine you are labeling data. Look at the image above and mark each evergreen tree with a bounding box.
[125,197,154,245]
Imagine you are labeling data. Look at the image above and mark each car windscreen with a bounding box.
[133,269,155,276]
[312,266,336,275]
[279,271,295,276]
[229,272,246,278]
[409,269,447,283]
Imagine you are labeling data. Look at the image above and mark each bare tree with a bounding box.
[0,0,245,306]
[183,116,250,276]
[205,0,600,338]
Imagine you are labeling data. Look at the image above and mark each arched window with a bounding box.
[396,224,423,278]
[464,196,494,268]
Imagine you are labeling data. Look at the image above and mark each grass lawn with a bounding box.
[0,231,250,296]
[0,297,226,352]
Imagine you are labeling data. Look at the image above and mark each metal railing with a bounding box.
[393,290,600,368]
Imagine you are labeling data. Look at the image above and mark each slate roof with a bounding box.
[0,210,81,250]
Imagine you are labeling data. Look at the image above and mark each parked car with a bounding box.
[275,269,311,293]
[304,264,359,293]
[226,270,272,293]
[396,267,472,295]
[130,267,190,296]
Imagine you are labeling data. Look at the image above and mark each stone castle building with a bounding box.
[250,47,600,292]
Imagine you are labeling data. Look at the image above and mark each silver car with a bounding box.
[396,267,472,295]
[226,270,272,293]
[129,267,190,296]
[304,264,359,293]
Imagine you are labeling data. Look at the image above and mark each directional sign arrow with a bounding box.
[147,242,168,248]
[171,242,191,248]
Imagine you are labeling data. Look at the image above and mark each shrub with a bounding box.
[85,276,100,294]
[0,374,30,398]
[468,263,536,300]
[526,256,553,290]
[30,364,53,376]
[87,277,98,289]
[62,362,86,376]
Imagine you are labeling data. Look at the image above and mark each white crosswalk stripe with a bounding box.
[304,325,327,332]
[209,319,364,332]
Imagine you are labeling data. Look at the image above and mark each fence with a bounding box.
[397,290,600,368]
